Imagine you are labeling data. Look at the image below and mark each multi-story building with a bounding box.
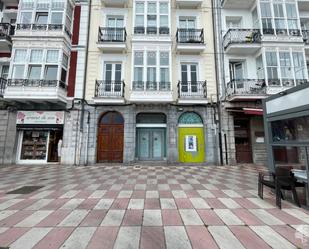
[0,0,89,165]
[0,0,18,164]
[82,0,218,164]
[215,0,309,165]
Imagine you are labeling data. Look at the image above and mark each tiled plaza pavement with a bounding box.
[0,164,308,249]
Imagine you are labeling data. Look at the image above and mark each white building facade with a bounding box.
[81,0,219,165]
[0,0,89,165]
[215,0,309,165]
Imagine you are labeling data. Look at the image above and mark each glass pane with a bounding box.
[147,51,156,65]
[134,52,143,65]
[14,50,27,62]
[61,68,67,82]
[134,67,143,81]
[160,3,168,14]
[136,15,144,26]
[147,67,156,82]
[179,19,186,28]
[266,52,277,66]
[115,64,122,81]
[188,19,196,29]
[153,131,162,158]
[105,64,112,81]
[51,12,63,24]
[148,3,156,13]
[30,50,43,63]
[274,4,284,18]
[28,66,41,79]
[52,0,65,9]
[35,12,48,24]
[286,3,297,18]
[13,65,25,78]
[160,16,168,27]
[21,0,34,9]
[191,65,197,82]
[139,130,150,158]
[62,54,68,68]
[179,112,203,124]
[160,68,169,82]
[160,52,169,65]
[20,12,32,23]
[45,66,58,80]
[181,65,188,82]
[46,50,59,63]
[108,18,115,27]
[116,19,124,27]
[260,3,271,17]
[136,2,144,14]
[147,15,156,27]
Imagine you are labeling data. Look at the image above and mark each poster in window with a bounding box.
[185,135,197,152]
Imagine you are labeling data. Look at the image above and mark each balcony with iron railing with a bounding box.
[4,79,67,103]
[226,79,267,101]
[15,24,72,39]
[178,81,207,104]
[0,78,6,97]
[130,81,173,102]
[176,29,205,52]
[94,80,125,104]
[98,27,127,51]
[0,23,15,43]
[223,29,261,54]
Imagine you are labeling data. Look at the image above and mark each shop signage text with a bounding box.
[16,111,64,125]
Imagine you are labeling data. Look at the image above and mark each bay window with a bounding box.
[134,1,169,35]
[17,0,72,33]
[133,50,170,91]
[260,0,300,35]
[10,48,65,85]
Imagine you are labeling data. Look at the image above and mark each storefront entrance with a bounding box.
[178,112,205,163]
[234,118,253,163]
[16,111,64,164]
[136,113,166,161]
[97,111,124,163]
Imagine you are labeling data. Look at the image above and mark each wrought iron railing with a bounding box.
[226,79,266,96]
[95,80,125,97]
[98,27,127,42]
[178,81,207,98]
[0,77,6,96]
[223,29,261,49]
[7,79,67,90]
[133,26,170,35]
[132,81,171,91]
[302,30,309,44]
[0,23,14,41]
[16,24,72,38]
[176,29,204,43]
[262,28,275,35]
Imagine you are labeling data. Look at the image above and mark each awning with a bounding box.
[243,108,264,115]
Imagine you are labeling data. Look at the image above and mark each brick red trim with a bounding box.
[67,51,78,97]
[0,53,11,58]
[72,6,81,45]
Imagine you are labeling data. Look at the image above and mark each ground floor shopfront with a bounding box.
[71,104,219,165]
[222,101,303,166]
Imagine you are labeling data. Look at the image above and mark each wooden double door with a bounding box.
[234,118,253,164]
[97,112,124,163]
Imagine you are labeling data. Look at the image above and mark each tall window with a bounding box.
[286,3,298,31]
[260,2,273,34]
[160,52,169,90]
[279,52,293,84]
[12,50,27,79]
[266,52,279,85]
[293,52,306,82]
[134,52,144,83]
[273,3,286,34]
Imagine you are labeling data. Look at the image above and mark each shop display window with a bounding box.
[271,116,309,142]
[20,131,48,160]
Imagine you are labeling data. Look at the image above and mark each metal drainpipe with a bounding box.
[212,0,223,165]
[2,108,10,164]
[78,0,92,165]
[84,111,90,166]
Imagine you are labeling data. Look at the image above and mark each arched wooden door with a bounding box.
[97,111,124,163]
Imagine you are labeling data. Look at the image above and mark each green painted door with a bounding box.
[178,127,205,163]
[137,128,166,160]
